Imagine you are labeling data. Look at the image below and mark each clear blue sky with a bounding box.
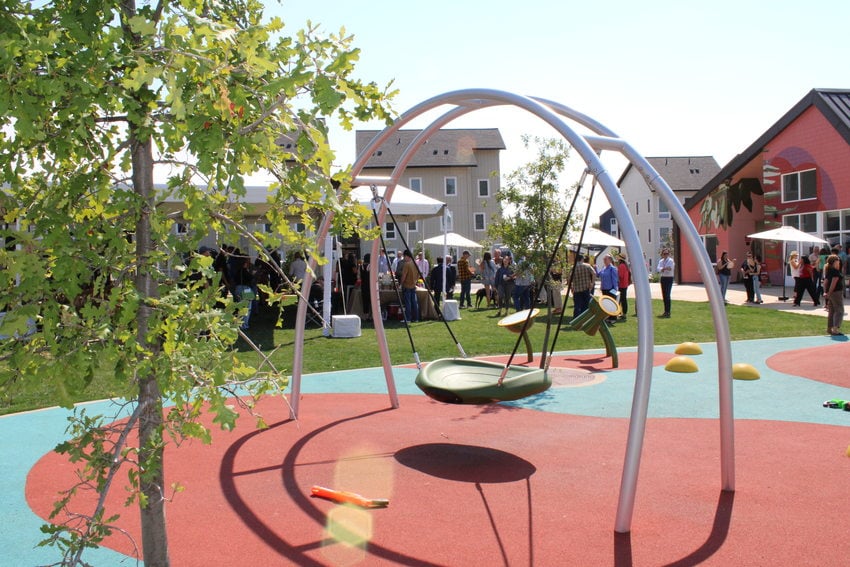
[269,0,850,219]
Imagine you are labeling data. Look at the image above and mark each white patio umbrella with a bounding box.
[747,225,828,300]
[569,227,626,248]
[421,232,483,249]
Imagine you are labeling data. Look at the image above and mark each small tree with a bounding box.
[0,1,394,565]
[489,136,581,282]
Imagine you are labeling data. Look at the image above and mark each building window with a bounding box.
[409,177,422,192]
[609,218,618,234]
[385,222,396,240]
[478,179,490,197]
[473,213,486,231]
[701,234,718,260]
[647,228,651,243]
[784,212,818,234]
[647,199,651,213]
[782,169,817,202]
[636,201,639,215]
[658,199,670,219]
[444,177,457,196]
[175,222,189,235]
[659,227,671,247]
[408,220,418,232]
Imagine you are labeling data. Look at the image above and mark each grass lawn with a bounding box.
[0,298,825,416]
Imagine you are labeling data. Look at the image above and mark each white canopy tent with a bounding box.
[317,179,447,333]
[569,227,626,248]
[421,232,483,249]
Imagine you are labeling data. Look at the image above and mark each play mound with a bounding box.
[27,394,850,566]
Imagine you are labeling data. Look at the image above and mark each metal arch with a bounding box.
[289,88,735,535]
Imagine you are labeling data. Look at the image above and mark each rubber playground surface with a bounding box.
[3,334,850,566]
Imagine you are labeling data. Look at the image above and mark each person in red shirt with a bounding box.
[617,254,632,321]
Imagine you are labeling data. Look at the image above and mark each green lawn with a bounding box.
[0,298,825,416]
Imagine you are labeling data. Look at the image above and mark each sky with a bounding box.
[266,0,850,220]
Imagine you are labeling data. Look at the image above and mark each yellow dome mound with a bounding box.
[732,363,760,380]
[675,342,703,355]
[665,355,699,373]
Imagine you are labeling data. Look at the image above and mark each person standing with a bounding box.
[617,254,632,321]
[444,255,457,300]
[571,254,596,319]
[377,249,390,275]
[495,255,515,316]
[597,254,619,323]
[789,251,802,305]
[429,256,445,308]
[657,248,674,318]
[400,249,420,322]
[740,252,757,303]
[359,253,372,320]
[415,252,430,281]
[456,250,474,308]
[795,255,819,306]
[478,251,497,308]
[752,254,764,304]
[824,254,845,335]
[715,251,734,304]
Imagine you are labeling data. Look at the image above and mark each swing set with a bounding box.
[289,89,736,533]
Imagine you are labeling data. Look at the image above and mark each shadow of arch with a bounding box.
[395,443,536,483]
[219,406,444,567]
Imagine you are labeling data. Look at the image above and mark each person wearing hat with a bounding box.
[617,254,632,320]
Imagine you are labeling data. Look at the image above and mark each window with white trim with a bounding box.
[658,199,670,219]
[782,168,817,202]
[473,213,486,231]
[701,234,718,260]
[444,176,457,196]
[409,177,422,192]
[385,222,396,240]
[478,179,489,197]
[408,220,418,232]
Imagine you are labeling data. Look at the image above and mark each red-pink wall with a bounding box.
[681,106,850,284]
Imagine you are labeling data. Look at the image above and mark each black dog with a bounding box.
[475,288,497,308]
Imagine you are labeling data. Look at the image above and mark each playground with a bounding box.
[4,333,849,566]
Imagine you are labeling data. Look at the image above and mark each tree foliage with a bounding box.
[0,1,395,564]
[488,136,581,281]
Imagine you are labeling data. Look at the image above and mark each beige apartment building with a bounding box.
[355,128,505,256]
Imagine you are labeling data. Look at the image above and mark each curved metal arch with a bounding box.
[290,88,735,534]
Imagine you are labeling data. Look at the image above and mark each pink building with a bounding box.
[680,89,850,286]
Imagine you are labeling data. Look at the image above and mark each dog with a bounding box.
[475,288,497,308]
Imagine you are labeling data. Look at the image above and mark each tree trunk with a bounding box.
[131,131,170,567]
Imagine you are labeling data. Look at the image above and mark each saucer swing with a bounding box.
[415,169,602,404]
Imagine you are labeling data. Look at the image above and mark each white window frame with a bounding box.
[409,177,422,193]
[174,222,189,235]
[473,213,486,232]
[477,179,490,197]
[408,220,418,232]
[385,222,396,240]
[781,168,817,203]
[658,199,670,219]
[444,176,457,197]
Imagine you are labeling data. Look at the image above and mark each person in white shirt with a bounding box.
[656,248,675,318]
[415,252,430,280]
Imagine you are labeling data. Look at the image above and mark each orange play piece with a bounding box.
[310,485,389,508]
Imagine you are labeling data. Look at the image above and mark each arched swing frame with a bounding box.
[289,89,735,534]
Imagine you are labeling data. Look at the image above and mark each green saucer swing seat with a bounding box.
[415,358,552,404]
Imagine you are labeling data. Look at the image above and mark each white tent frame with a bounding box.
[290,89,735,534]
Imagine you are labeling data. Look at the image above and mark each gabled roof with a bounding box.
[685,88,850,210]
[355,128,506,169]
[617,156,720,192]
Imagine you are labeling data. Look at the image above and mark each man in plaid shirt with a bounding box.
[571,254,596,318]
[457,250,474,308]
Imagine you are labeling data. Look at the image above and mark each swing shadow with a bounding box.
[395,443,537,566]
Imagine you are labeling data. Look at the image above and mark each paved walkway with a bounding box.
[654,280,833,317]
